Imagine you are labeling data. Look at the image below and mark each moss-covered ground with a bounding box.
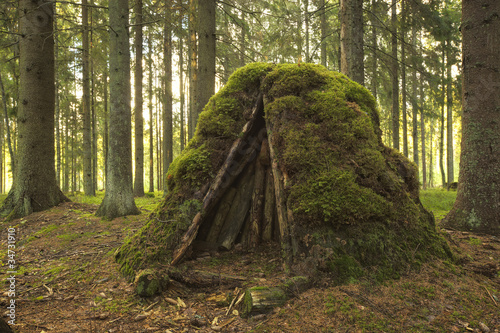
[0,192,498,332]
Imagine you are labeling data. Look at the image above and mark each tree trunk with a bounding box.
[401,0,408,158]
[148,37,155,193]
[0,0,68,219]
[420,80,426,190]
[96,0,140,219]
[370,0,377,99]
[133,0,145,197]
[103,69,109,188]
[82,0,94,196]
[442,0,500,235]
[178,1,186,151]
[439,47,446,187]
[197,0,216,116]
[390,0,399,151]
[446,41,454,189]
[188,0,198,140]
[164,5,173,189]
[320,0,327,67]
[340,0,364,85]
[0,73,15,179]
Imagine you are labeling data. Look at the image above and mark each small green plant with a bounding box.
[420,189,457,222]
[467,237,482,246]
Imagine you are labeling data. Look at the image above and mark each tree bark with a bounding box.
[96,0,140,219]
[148,36,154,193]
[446,41,454,189]
[390,0,399,151]
[178,1,186,151]
[401,0,408,158]
[188,0,197,140]
[442,0,500,234]
[133,0,145,197]
[319,0,327,67]
[82,0,94,196]
[164,5,173,190]
[439,47,446,187]
[197,0,216,117]
[420,80,426,190]
[340,0,364,85]
[0,0,68,219]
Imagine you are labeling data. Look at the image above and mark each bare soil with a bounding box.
[1,201,499,332]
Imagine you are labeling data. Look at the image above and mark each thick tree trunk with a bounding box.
[442,0,500,234]
[96,0,140,219]
[340,0,364,85]
[1,0,68,219]
[197,0,216,116]
[133,0,145,197]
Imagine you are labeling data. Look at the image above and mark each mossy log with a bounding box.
[241,277,310,317]
[171,94,264,265]
[242,287,287,317]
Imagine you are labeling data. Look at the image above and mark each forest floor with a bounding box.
[0,190,499,333]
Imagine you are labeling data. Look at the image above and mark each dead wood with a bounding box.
[171,94,264,265]
[218,162,256,250]
[205,187,237,244]
[262,168,275,242]
[249,140,268,248]
[265,118,293,270]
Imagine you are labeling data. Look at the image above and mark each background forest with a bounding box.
[0,0,462,196]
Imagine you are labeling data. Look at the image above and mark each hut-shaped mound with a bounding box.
[116,63,451,284]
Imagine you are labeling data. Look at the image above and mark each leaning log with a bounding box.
[265,119,293,270]
[262,168,275,242]
[248,140,268,248]
[171,94,264,265]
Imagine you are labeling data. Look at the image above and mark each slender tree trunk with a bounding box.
[304,0,310,63]
[240,7,246,67]
[446,41,454,189]
[82,0,94,196]
[429,119,434,188]
[318,0,326,67]
[133,0,145,197]
[164,5,173,190]
[148,37,154,193]
[103,69,109,187]
[401,0,408,157]
[442,0,500,234]
[188,0,197,140]
[1,0,68,219]
[420,80,426,190]
[179,3,185,152]
[370,0,377,99]
[197,0,216,116]
[96,0,140,219]
[0,73,15,178]
[439,47,446,187]
[390,0,399,150]
[340,0,364,85]
[54,18,61,188]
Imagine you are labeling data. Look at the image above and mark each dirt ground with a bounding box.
[1,201,499,332]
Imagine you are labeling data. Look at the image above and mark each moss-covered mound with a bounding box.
[115,63,451,284]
